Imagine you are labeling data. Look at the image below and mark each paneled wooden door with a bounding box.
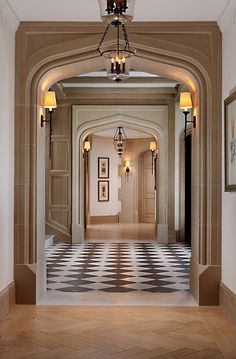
[140,151,155,224]
[45,104,72,241]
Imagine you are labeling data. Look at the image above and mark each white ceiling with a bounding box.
[59,71,180,89]
[7,0,229,22]
[94,127,152,139]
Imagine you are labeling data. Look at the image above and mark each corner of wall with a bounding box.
[0,282,15,319]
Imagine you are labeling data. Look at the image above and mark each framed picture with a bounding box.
[98,157,109,178]
[225,89,236,191]
[98,181,109,202]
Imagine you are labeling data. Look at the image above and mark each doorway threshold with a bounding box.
[37,291,197,306]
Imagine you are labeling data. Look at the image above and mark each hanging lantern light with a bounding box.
[113,127,127,158]
[97,21,136,82]
[98,0,135,24]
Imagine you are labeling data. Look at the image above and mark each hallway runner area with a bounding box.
[46,242,191,293]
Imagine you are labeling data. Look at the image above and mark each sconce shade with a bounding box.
[84,141,91,152]
[150,141,157,152]
[125,160,130,168]
[44,91,57,111]
[98,0,135,23]
[179,92,192,112]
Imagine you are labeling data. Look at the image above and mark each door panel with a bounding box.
[141,151,155,223]
[45,105,72,239]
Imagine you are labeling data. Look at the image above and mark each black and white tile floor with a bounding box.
[46,242,191,293]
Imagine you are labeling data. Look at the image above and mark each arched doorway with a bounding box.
[72,108,167,244]
[83,126,157,243]
[14,22,222,305]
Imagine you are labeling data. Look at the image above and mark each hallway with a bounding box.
[1,306,236,359]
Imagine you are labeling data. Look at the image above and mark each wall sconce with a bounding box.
[124,160,130,181]
[150,141,158,175]
[83,140,91,158]
[179,92,196,138]
[41,90,57,158]
[84,140,91,153]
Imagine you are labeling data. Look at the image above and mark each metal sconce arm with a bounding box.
[183,111,196,139]
[41,111,53,159]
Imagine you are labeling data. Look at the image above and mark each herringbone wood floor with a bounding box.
[0,306,236,359]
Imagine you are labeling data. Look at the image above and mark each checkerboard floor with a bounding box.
[46,242,191,293]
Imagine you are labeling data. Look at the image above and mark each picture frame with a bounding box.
[98,157,109,178]
[225,89,236,192]
[98,181,109,202]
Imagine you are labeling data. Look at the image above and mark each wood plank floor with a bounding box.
[85,223,156,241]
[1,306,236,358]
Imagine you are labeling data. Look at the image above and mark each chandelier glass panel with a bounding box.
[97,0,136,82]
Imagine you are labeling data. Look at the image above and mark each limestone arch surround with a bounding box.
[72,109,167,243]
[15,22,222,305]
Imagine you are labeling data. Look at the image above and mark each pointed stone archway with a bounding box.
[71,108,168,244]
[14,22,222,305]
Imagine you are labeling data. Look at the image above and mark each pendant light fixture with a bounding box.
[113,127,127,158]
[98,0,135,24]
[97,0,136,82]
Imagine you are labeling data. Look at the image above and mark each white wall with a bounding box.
[0,0,18,292]
[219,0,236,294]
[89,136,120,217]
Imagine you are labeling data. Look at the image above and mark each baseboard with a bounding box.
[0,282,15,319]
[15,265,36,304]
[90,215,118,224]
[220,282,236,324]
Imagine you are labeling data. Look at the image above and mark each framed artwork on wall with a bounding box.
[225,89,236,191]
[98,181,109,202]
[98,157,109,178]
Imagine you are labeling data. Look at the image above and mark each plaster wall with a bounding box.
[219,0,236,294]
[119,139,152,223]
[89,136,120,217]
[0,0,18,292]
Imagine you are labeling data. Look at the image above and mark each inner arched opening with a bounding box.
[42,63,194,302]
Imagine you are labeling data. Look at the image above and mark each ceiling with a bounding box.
[94,127,152,139]
[7,0,229,22]
[60,71,179,89]
[54,70,182,99]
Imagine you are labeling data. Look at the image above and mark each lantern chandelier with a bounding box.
[113,127,127,158]
[97,0,136,82]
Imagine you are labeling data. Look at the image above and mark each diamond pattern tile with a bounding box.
[46,242,191,293]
